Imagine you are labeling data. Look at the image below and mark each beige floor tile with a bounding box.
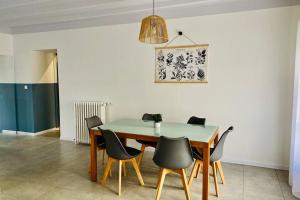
[0,134,297,200]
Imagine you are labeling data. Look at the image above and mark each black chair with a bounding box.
[136,113,161,166]
[100,129,144,196]
[153,136,194,200]
[188,126,234,197]
[85,116,106,170]
[187,116,206,126]
[187,116,206,177]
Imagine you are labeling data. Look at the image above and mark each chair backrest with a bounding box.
[85,116,103,130]
[210,126,234,162]
[153,136,194,169]
[86,116,105,144]
[100,129,131,160]
[142,113,162,122]
[187,116,206,126]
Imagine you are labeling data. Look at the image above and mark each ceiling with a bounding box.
[0,0,299,34]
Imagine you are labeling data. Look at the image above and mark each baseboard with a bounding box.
[1,130,17,135]
[222,158,289,170]
[1,128,59,136]
[32,128,59,136]
[60,136,75,142]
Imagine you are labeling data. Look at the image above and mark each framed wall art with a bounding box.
[155,44,208,83]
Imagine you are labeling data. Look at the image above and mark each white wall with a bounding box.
[0,33,13,56]
[0,55,14,83]
[0,33,14,83]
[290,22,300,198]
[13,6,300,169]
[32,51,57,83]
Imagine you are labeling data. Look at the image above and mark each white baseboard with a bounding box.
[60,136,75,142]
[32,128,59,136]
[1,128,59,136]
[222,158,289,170]
[1,130,17,135]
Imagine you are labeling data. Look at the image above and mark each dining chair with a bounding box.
[187,116,206,178]
[153,136,194,200]
[85,116,106,170]
[100,128,144,196]
[136,113,161,166]
[187,116,206,126]
[188,126,234,197]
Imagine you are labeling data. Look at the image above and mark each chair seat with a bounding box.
[192,147,214,160]
[136,140,157,147]
[125,146,141,158]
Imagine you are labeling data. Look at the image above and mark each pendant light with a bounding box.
[139,0,168,44]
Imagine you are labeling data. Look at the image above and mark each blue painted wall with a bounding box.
[0,83,59,133]
[0,84,17,132]
[15,84,35,132]
[32,83,59,132]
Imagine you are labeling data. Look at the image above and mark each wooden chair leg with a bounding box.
[195,164,200,178]
[188,161,200,187]
[109,164,113,177]
[216,160,225,184]
[102,150,105,166]
[118,160,122,196]
[131,158,144,185]
[199,163,203,173]
[212,162,219,197]
[123,162,127,176]
[101,157,113,185]
[155,168,167,200]
[156,168,163,189]
[137,144,146,167]
[179,169,190,200]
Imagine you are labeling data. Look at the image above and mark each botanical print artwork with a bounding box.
[155,44,208,83]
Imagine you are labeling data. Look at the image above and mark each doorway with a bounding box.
[31,49,60,138]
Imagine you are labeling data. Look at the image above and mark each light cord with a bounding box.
[164,32,198,47]
[153,0,154,16]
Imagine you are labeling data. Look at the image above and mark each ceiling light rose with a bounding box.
[139,0,168,44]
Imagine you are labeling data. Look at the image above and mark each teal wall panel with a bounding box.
[0,84,17,132]
[32,83,59,132]
[15,84,35,132]
[0,83,59,133]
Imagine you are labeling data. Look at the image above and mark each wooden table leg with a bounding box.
[90,131,98,182]
[202,145,210,200]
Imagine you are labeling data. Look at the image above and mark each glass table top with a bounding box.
[100,119,218,143]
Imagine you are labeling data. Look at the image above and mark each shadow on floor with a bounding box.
[38,129,60,138]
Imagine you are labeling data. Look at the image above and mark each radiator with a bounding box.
[74,101,109,144]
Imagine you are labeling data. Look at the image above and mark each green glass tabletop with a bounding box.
[100,119,218,143]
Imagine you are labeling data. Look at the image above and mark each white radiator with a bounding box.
[74,101,109,144]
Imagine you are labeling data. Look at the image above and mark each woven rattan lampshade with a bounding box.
[139,15,168,44]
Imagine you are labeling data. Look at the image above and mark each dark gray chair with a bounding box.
[136,113,161,166]
[85,116,106,169]
[188,126,234,197]
[187,116,206,126]
[153,136,193,200]
[100,129,144,196]
[187,116,206,178]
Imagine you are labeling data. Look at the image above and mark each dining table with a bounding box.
[89,119,219,200]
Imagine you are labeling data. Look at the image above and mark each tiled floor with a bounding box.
[0,134,298,200]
